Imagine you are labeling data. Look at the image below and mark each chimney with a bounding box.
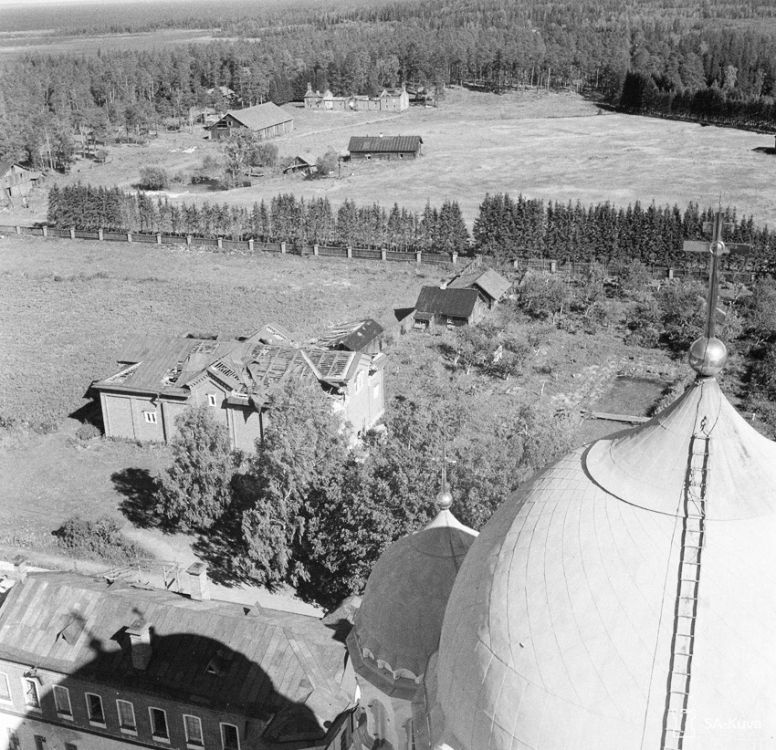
[186,562,210,601]
[126,617,152,671]
[13,555,27,583]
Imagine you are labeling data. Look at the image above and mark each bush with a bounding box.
[517,272,569,319]
[315,150,339,177]
[75,422,101,441]
[155,406,237,531]
[138,166,170,191]
[54,516,142,563]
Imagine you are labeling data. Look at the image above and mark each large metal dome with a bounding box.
[433,377,776,749]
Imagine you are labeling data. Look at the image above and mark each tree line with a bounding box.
[6,0,776,164]
[46,184,470,252]
[47,184,776,272]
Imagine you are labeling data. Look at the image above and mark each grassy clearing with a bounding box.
[4,88,773,231]
[0,235,432,428]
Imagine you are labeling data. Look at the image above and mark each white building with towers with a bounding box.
[350,238,776,748]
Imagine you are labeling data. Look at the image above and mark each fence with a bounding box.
[512,256,760,285]
[0,224,461,267]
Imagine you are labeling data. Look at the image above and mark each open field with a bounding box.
[6,88,775,231]
[0,235,431,428]
[0,28,217,60]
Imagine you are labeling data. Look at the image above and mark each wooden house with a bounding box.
[0,161,42,205]
[304,84,409,112]
[282,155,317,176]
[413,286,485,329]
[207,102,293,141]
[91,324,385,451]
[448,268,512,309]
[347,135,422,160]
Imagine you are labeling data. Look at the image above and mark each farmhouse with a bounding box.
[304,83,409,112]
[413,286,485,329]
[207,102,293,141]
[0,161,42,205]
[0,568,358,750]
[448,267,512,309]
[91,324,386,451]
[347,135,423,160]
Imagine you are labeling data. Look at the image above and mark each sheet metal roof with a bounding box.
[450,268,511,301]
[347,135,422,154]
[315,319,384,352]
[218,102,293,131]
[95,329,368,400]
[0,572,352,735]
[414,286,479,319]
[96,335,234,394]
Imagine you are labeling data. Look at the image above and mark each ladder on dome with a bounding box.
[661,430,710,750]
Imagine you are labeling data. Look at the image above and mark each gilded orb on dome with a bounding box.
[436,489,453,510]
[688,335,727,377]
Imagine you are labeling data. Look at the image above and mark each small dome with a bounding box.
[435,377,776,749]
[348,507,477,689]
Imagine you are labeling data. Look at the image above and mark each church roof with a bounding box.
[349,507,477,691]
[434,376,776,749]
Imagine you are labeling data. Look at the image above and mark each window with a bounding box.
[33,737,46,750]
[221,723,239,750]
[0,673,10,702]
[183,715,204,747]
[23,678,40,709]
[207,393,217,407]
[117,699,137,733]
[64,744,78,750]
[53,685,72,717]
[85,693,105,725]
[144,411,158,424]
[150,707,169,741]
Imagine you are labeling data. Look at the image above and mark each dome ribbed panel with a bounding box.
[434,378,776,748]
[436,450,681,750]
[586,378,776,519]
[352,521,476,681]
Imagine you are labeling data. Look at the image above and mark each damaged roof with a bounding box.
[315,319,384,352]
[94,327,370,400]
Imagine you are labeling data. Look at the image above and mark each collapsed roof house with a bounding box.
[90,322,385,451]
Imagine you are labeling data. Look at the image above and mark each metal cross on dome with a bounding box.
[682,210,751,340]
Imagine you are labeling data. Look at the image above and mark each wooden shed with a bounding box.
[347,135,422,160]
[413,286,484,329]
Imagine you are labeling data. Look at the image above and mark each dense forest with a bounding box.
[46,184,776,273]
[4,0,776,164]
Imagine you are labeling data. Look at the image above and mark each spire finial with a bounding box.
[436,442,453,510]
[685,209,732,378]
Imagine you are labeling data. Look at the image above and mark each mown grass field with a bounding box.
[6,88,775,232]
[0,235,431,428]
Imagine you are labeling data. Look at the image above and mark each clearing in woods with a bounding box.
[6,88,775,229]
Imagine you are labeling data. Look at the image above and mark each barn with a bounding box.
[347,135,422,160]
[207,102,294,141]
